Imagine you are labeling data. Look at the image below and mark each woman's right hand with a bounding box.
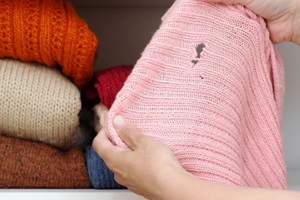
[204,0,300,45]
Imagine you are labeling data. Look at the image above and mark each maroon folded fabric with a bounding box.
[93,65,133,109]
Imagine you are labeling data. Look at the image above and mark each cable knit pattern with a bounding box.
[0,59,82,149]
[0,0,98,89]
[106,0,287,189]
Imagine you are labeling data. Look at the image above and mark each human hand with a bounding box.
[204,0,300,45]
[92,108,188,199]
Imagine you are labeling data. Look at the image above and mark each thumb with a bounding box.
[113,115,143,150]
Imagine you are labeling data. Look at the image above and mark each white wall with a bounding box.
[274,42,300,189]
[277,43,300,171]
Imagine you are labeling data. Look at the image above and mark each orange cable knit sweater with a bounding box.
[0,0,98,89]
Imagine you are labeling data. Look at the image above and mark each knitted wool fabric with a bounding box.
[0,59,82,149]
[0,135,90,188]
[94,65,133,108]
[85,146,126,189]
[106,0,287,189]
[0,0,98,89]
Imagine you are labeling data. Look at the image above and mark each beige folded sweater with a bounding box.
[0,59,83,149]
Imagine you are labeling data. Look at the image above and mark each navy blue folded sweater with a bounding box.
[85,146,126,189]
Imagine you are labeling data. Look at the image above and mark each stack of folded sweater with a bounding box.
[0,0,97,188]
[83,65,133,189]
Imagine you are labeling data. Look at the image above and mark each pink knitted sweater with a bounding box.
[106,0,286,189]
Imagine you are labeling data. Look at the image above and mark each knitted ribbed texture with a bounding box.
[106,0,286,189]
[94,65,133,108]
[0,135,90,188]
[0,0,98,89]
[85,146,126,189]
[0,59,82,149]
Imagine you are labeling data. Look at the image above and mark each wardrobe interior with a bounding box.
[1,0,299,199]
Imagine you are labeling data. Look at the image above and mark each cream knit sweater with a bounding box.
[0,59,82,149]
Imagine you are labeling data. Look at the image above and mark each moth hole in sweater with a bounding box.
[191,43,206,65]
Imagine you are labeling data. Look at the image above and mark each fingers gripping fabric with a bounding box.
[106,0,286,189]
[0,0,98,89]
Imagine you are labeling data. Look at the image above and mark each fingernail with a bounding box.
[113,115,125,129]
